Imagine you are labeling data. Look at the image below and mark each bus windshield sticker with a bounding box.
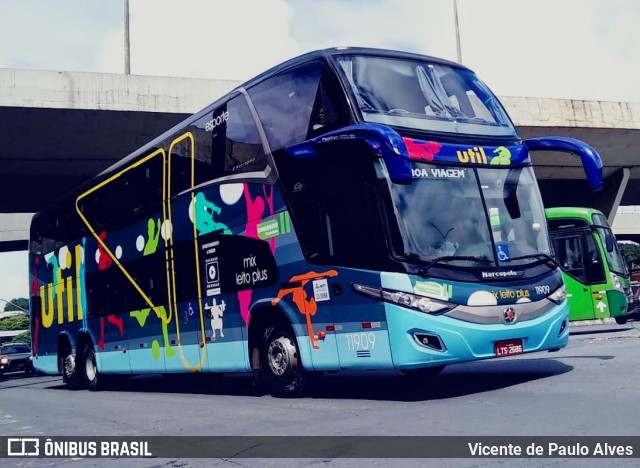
[496,243,510,261]
[413,281,452,301]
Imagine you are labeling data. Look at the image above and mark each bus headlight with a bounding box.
[353,283,453,314]
[548,285,567,304]
[610,273,622,290]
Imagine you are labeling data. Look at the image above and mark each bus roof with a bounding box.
[245,46,469,84]
[103,47,468,171]
[31,47,472,221]
[546,206,606,221]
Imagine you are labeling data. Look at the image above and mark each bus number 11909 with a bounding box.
[345,333,376,351]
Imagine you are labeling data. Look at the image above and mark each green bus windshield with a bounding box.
[592,213,628,276]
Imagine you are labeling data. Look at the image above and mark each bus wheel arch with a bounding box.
[248,305,308,397]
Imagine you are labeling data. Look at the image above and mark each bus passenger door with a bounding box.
[583,232,610,319]
[553,233,608,320]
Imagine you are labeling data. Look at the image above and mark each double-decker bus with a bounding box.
[29,47,604,397]
[546,207,634,323]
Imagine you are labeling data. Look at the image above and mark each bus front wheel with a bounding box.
[261,325,308,398]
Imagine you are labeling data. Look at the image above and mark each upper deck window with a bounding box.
[248,61,349,151]
[336,55,516,138]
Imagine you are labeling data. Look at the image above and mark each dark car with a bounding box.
[0,343,34,375]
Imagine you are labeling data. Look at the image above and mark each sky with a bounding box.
[0,0,639,303]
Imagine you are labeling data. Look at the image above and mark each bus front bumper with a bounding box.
[385,300,569,370]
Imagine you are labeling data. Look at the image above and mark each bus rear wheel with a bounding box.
[82,343,102,391]
[62,351,81,389]
[261,326,308,398]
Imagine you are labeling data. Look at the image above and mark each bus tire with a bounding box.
[401,365,446,379]
[82,343,102,391]
[261,325,308,398]
[62,351,81,390]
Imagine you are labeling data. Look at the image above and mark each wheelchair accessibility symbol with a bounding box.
[496,244,510,261]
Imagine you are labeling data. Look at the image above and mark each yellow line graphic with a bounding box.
[167,132,207,371]
[75,149,168,322]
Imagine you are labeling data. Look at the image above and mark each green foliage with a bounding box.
[0,316,29,331]
[619,242,640,270]
[10,331,30,344]
[2,297,28,312]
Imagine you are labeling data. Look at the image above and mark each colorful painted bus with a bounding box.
[29,47,604,397]
[546,207,634,323]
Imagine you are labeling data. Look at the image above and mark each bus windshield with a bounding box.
[336,54,516,137]
[592,214,628,275]
[388,164,551,267]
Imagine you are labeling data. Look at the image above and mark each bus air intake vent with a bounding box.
[412,333,446,352]
[558,320,567,337]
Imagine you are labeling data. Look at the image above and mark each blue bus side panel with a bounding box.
[30,182,325,375]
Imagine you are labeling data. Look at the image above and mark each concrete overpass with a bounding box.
[612,207,640,243]
[1,68,639,251]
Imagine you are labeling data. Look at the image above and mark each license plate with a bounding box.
[494,339,523,357]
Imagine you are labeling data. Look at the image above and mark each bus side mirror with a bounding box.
[285,123,413,184]
[523,137,603,191]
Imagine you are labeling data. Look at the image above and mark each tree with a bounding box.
[10,330,30,344]
[618,242,640,271]
[0,316,29,331]
[2,297,29,313]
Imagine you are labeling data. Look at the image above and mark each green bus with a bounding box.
[546,207,634,323]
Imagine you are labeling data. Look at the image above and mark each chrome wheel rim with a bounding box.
[267,337,296,377]
[64,354,75,378]
[85,351,96,382]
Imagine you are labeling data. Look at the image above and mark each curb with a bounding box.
[570,318,617,327]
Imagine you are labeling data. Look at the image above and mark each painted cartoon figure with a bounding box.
[143,218,162,255]
[272,270,338,349]
[205,298,226,338]
[193,192,231,235]
[238,184,276,325]
[490,146,512,165]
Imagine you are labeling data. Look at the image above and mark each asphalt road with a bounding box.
[1,322,639,467]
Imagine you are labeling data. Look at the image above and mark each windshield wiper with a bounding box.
[416,255,492,276]
[499,253,558,267]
